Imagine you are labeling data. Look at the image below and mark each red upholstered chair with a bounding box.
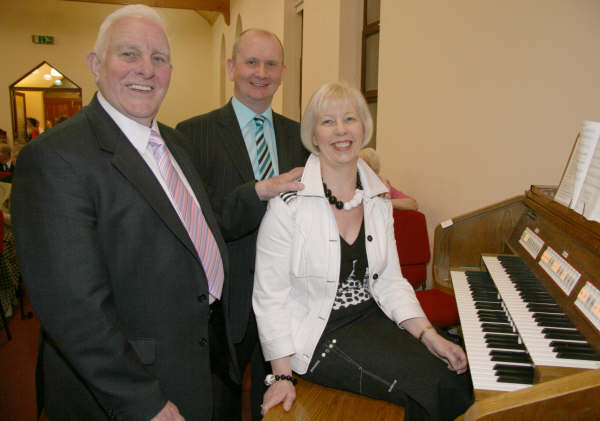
[393,209,459,328]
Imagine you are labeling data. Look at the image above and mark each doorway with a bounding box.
[9,61,82,147]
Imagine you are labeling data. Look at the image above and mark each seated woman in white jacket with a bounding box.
[252,82,473,421]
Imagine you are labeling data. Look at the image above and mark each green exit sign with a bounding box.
[32,35,54,45]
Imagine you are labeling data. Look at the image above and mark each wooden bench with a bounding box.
[261,378,405,421]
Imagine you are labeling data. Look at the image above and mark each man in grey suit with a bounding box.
[12,5,236,421]
[177,29,308,420]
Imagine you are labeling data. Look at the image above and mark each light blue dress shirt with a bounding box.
[232,96,280,179]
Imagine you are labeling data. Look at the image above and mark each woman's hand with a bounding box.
[422,330,468,374]
[261,380,296,416]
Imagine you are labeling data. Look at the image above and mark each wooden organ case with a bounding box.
[433,186,600,420]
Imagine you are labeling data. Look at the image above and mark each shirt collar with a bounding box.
[97,91,159,152]
[231,96,273,128]
[299,153,389,199]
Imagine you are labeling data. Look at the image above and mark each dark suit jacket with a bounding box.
[0,161,14,182]
[11,95,235,421]
[177,100,308,343]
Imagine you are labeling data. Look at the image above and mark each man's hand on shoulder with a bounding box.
[150,401,185,421]
[255,167,304,201]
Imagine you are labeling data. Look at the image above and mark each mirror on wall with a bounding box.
[9,61,82,145]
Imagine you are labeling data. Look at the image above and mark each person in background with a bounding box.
[0,145,14,182]
[26,118,40,141]
[359,147,418,210]
[177,28,308,420]
[11,5,236,421]
[253,82,472,421]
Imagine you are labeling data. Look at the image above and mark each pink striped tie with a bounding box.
[147,129,224,299]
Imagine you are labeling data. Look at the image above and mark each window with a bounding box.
[361,0,380,147]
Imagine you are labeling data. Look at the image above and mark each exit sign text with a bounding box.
[32,35,54,45]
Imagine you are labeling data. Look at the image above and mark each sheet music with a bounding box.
[554,121,600,209]
[575,137,600,221]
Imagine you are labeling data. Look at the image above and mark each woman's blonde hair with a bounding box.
[301,82,373,154]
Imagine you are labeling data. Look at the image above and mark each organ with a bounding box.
[433,186,600,419]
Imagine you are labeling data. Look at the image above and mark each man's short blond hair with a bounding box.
[231,29,284,63]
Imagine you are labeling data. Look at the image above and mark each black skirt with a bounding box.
[302,304,473,421]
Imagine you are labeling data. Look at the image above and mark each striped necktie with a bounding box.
[147,129,224,299]
[254,116,275,180]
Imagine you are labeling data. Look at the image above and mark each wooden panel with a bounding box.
[262,378,405,421]
[462,369,600,421]
[432,196,526,290]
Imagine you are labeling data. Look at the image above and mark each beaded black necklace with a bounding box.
[322,177,363,210]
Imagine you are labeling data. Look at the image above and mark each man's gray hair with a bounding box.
[93,4,167,61]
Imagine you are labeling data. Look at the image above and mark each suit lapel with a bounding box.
[217,101,255,182]
[84,96,198,261]
[273,112,294,173]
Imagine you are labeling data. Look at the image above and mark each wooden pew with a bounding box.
[261,378,405,421]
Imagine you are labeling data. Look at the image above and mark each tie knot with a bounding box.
[254,116,265,127]
[149,129,164,147]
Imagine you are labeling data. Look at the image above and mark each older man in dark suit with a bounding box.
[177,29,308,420]
[11,5,236,421]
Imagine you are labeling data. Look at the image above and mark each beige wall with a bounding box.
[205,0,287,116]
[4,0,600,284]
[376,0,600,262]
[301,0,342,111]
[0,0,214,142]
[20,91,45,132]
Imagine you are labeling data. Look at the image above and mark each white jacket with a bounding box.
[252,154,426,374]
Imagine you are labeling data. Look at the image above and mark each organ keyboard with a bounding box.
[433,186,600,419]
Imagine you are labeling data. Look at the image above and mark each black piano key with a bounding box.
[497,376,534,385]
[556,352,600,361]
[493,364,534,374]
[487,341,526,350]
[536,320,576,328]
[494,368,534,380]
[490,350,532,364]
[544,332,586,341]
[479,315,509,323]
[533,314,571,322]
[491,354,532,363]
[485,333,519,342]
[552,346,598,356]
[482,324,515,333]
[527,304,563,314]
[476,302,503,310]
[549,341,596,351]
[542,328,586,341]
[478,310,506,316]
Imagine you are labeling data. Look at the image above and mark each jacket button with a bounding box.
[367,235,373,241]
[198,294,207,303]
[199,338,208,347]
[373,273,379,280]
